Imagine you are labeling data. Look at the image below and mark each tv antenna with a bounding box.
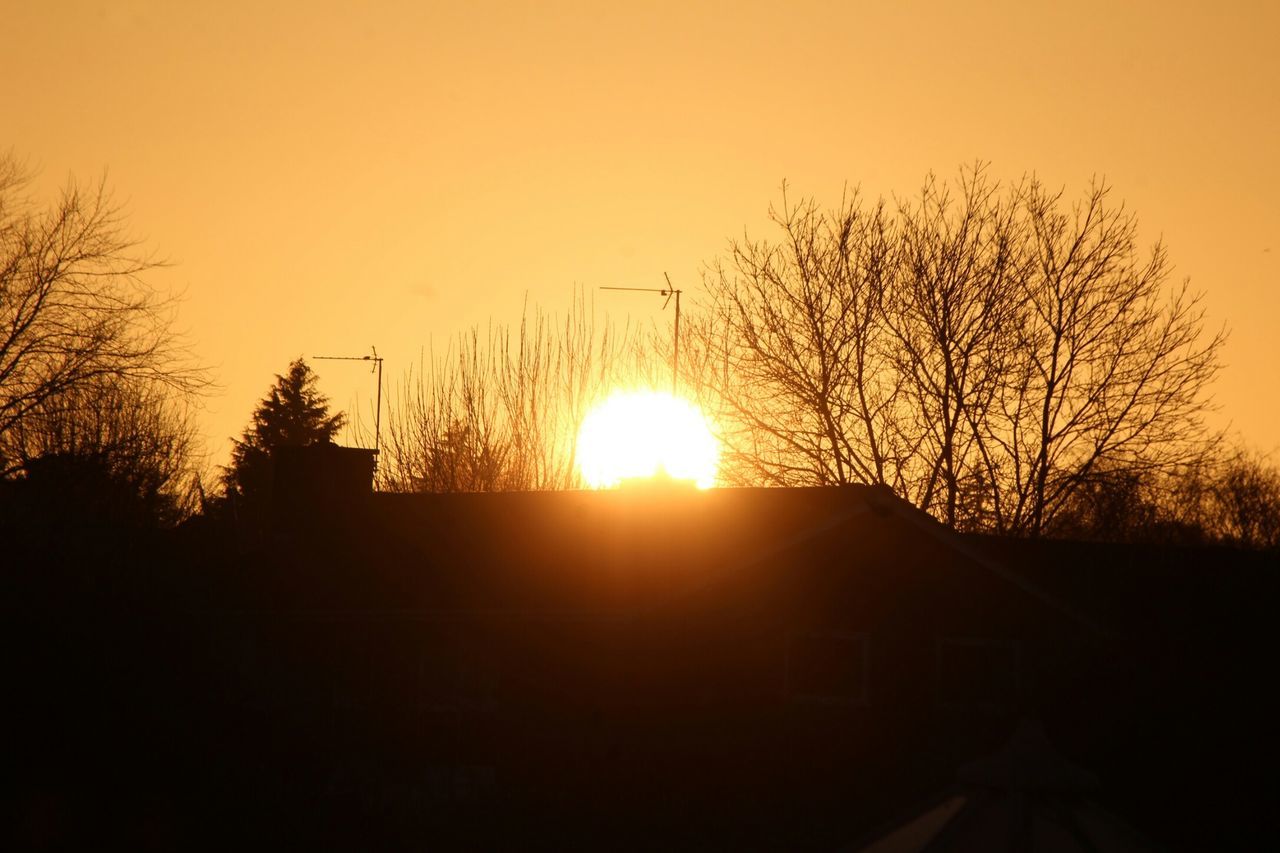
[601,272,682,394]
[313,346,384,455]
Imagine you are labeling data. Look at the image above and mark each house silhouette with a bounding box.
[10,446,1268,849]
[197,447,1141,849]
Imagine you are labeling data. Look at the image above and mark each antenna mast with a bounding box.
[600,273,682,394]
[313,347,384,456]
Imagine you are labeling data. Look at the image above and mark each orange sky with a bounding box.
[4,0,1278,466]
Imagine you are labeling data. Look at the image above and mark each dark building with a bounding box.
[199,470,1140,849]
[7,448,1273,849]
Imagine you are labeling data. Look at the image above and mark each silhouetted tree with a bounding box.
[694,165,1225,535]
[0,154,205,474]
[885,168,1027,527]
[1205,452,1280,551]
[1043,462,1165,544]
[0,376,199,527]
[691,186,907,489]
[380,292,639,492]
[409,420,509,492]
[221,359,345,508]
[1160,449,1280,551]
[987,177,1224,535]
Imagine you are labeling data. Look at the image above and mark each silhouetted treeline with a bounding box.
[3,154,1275,550]
[1047,450,1280,550]
[686,165,1225,535]
[0,154,206,528]
[376,292,658,493]
[360,167,1276,549]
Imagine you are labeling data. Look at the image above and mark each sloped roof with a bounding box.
[240,485,1098,635]
[260,484,889,612]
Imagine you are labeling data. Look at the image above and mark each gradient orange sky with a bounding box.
[5,1,1278,465]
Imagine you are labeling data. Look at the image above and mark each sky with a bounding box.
[4,0,1278,466]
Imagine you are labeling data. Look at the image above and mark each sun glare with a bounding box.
[577,390,720,489]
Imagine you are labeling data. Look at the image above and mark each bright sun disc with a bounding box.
[577,390,719,489]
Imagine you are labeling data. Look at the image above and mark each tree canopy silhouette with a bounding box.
[1,376,199,528]
[0,154,205,477]
[222,359,345,507]
[688,165,1226,535]
[380,292,645,493]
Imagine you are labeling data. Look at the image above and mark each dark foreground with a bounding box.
[4,484,1276,850]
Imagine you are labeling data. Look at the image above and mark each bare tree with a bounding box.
[1205,452,1280,550]
[1041,447,1280,551]
[991,178,1225,535]
[1167,449,1280,551]
[886,166,1026,526]
[0,154,205,476]
[692,166,1225,535]
[380,331,513,493]
[1041,461,1167,544]
[379,291,638,493]
[694,185,906,488]
[1,375,201,526]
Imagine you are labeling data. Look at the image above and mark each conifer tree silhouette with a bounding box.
[222,359,345,508]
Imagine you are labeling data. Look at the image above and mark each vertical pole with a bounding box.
[374,354,383,456]
[665,272,680,396]
[313,350,385,457]
[673,289,681,396]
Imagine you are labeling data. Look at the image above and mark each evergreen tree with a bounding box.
[222,359,345,505]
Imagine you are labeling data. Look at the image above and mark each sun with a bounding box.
[577,390,720,489]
